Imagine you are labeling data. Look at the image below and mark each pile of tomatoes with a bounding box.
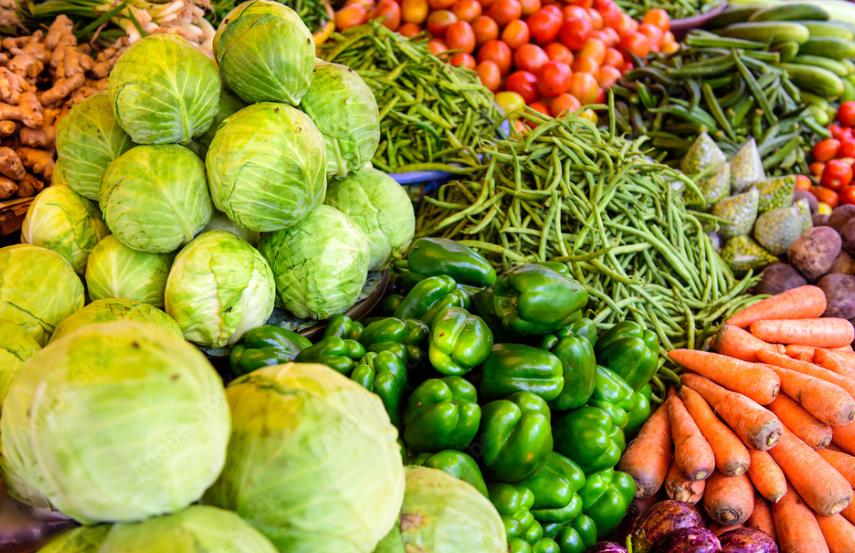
[807,102,855,208]
[334,0,676,118]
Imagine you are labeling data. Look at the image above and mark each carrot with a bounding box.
[681,374,783,451]
[842,499,855,526]
[818,448,855,489]
[617,404,672,498]
[757,349,855,402]
[767,394,833,449]
[833,422,855,455]
[769,428,853,516]
[669,350,780,405]
[773,487,830,553]
[816,513,855,553]
[746,495,776,541]
[680,386,750,476]
[728,285,826,328]
[786,344,816,362]
[750,318,855,349]
[668,392,716,480]
[664,462,705,505]
[747,449,787,503]
[816,348,855,381]
[703,471,754,526]
[713,324,785,362]
[767,365,855,426]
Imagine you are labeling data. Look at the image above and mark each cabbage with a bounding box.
[50,298,182,342]
[0,319,40,406]
[1,321,230,523]
[193,89,246,157]
[108,34,220,144]
[85,235,173,307]
[0,244,85,345]
[165,230,275,347]
[54,92,133,200]
[37,526,109,553]
[100,145,212,253]
[325,167,415,270]
[204,210,260,246]
[51,159,67,186]
[258,205,369,319]
[214,0,314,105]
[206,102,326,232]
[300,61,380,178]
[203,363,404,553]
[21,185,110,273]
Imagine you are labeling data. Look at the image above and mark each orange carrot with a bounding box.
[681,374,783,450]
[747,449,787,503]
[703,471,754,525]
[664,462,705,505]
[768,394,833,449]
[816,348,855,381]
[668,392,716,480]
[842,499,855,526]
[786,344,816,362]
[713,324,785,362]
[818,448,855,489]
[746,495,776,541]
[816,513,855,553]
[669,350,780,405]
[618,404,672,498]
[757,349,855,402]
[833,422,855,455]
[767,365,855,426]
[680,386,750,476]
[728,285,826,328]
[773,487,830,553]
[750,318,855,349]
[769,428,853,516]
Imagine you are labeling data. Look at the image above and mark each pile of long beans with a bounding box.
[416,109,759,399]
[614,0,718,21]
[319,22,501,173]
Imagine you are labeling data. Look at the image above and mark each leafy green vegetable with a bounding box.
[50,298,182,343]
[85,236,173,308]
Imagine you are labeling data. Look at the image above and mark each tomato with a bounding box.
[371,0,401,30]
[472,15,500,44]
[427,10,457,35]
[496,90,526,115]
[642,8,669,31]
[598,26,620,47]
[514,43,549,73]
[447,20,477,52]
[620,32,651,58]
[596,65,621,88]
[813,138,841,162]
[430,0,457,10]
[830,124,853,141]
[479,0,495,9]
[502,19,530,48]
[559,16,593,50]
[577,108,598,123]
[478,39,513,73]
[450,52,477,68]
[579,38,606,65]
[527,9,562,44]
[840,185,855,205]
[587,8,604,29]
[638,23,663,51]
[402,0,429,22]
[660,30,678,54]
[428,38,449,55]
[398,22,421,36]
[452,0,482,20]
[839,138,855,159]
[520,0,541,16]
[335,4,369,29]
[795,175,813,192]
[563,5,590,21]
[810,161,826,178]
[570,71,599,104]
[603,47,623,68]
[488,0,522,25]
[813,186,840,208]
[536,60,572,97]
[572,55,599,74]
[822,159,853,190]
[506,70,539,103]
[568,0,593,8]
[541,4,562,18]
[550,92,581,116]
[477,60,502,90]
[838,101,855,127]
[545,42,574,65]
[530,101,551,116]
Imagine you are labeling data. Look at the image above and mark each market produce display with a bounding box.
[806,101,855,209]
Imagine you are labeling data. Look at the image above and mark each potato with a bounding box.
[818,273,855,319]
[830,251,855,275]
[794,190,818,214]
[843,219,855,256]
[757,262,807,295]
[828,204,855,233]
[788,226,842,280]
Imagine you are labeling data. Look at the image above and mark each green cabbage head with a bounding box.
[325,167,415,270]
[37,526,109,553]
[50,298,182,343]
[0,244,84,345]
[300,61,380,178]
[55,92,133,200]
[1,320,231,523]
[165,230,275,347]
[85,235,173,308]
[21,185,110,273]
[193,88,246,157]
[51,159,67,186]
[204,211,260,246]
[0,319,40,406]
[214,0,314,105]
[259,205,369,319]
[206,102,326,232]
[108,34,220,144]
[203,363,404,553]
[100,145,212,253]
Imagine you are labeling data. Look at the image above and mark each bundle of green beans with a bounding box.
[319,21,501,173]
[416,109,759,398]
[614,0,718,22]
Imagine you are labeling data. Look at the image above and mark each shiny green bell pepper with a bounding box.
[379,293,404,316]
[554,514,598,553]
[422,287,470,325]
[492,264,588,336]
[229,325,312,375]
[394,275,458,320]
[489,483,537,543]
[428,306,493,376]
[403,376,481,452]
[595,321,659,390]
[323,314,364,340]
[590,366,634,429]
[534,538,561,553]
[480,343,564,402]
[580,468,636,539]
[295,336,365,375]
[412,450,488,497]
[360,316,428,364]
[567,318,598,347]
[541,333,596,411]
[479,391,553,482]
[406,237,497,287]
[553,406,625,474]
[625,384,652,437]
[519,452,586,524]
[350,351,407,427]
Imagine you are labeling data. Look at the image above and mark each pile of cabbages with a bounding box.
[14,0,415,351]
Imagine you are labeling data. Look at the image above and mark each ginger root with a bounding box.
[17,147,53,180]
[0,176,15,199]
[0,146,24,180]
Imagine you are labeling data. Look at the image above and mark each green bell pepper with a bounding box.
[489,483,537,543]
[492,264,588,336]
[541,333,596,411]
[534,538,561,553]
[595,321,659,390]
[590,366,634,429]
[406,237,497,287]
[580,468,636,539]
[229,325,312,376]
[519,452,586,524]
[323,314,364,340]
[411,450,488,497]
[422,287,470,325]
[553,406,625,474]
[479,391,553,482]
[428,306,493,376]
[567,318,598,347]
[360,317,429,364]
[625,384,652,437]
[379,293,403,316]
[350,351,407,427]
[480,343,565,402]
[394,275,458,321]
[295,336,366,375]
[554,514,598,553]
[403,376,481,452]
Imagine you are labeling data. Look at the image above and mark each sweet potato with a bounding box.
[818,274,855,320]
[757,263,807,296]
[789,226,843,281]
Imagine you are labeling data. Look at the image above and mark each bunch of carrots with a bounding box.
[619,285,855,553]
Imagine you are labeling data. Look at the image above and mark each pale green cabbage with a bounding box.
[37,526,109,553]
[204,211,260,246]
[85,235,173,307]
[50,298,182,342]
[0,319,40,406]
[194,89,246,157]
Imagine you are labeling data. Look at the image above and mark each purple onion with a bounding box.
[586,541,628,553]
[651,527,722,553]
[631,500,704,553]
[718,527,778,553]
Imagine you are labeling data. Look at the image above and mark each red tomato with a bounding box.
[838,101,855,127]
[402,0,429,22]
[572,55,599,74]
[477,60,502,90]
[514,43,549,73]
[594,0,616,12]
[840,185,855,205]
[545,42,574,65]
[428,38,449,55]
[427,10,457,35]
[563,5,590,21]
[541,4,562,17]
[830,124,854,141]
[472,15,500,43]
[603,47,623,68]
[813,186,840,208]
[567,0,593,8]
[795,175,813,192]
[447,20,477,52]
[813,138,841,162]
[371,0,401,30]
[527,9,562,44]
[559,16,593,50]
[502,19,530,48]
[452,0,483,20]
[810,161,826,177]
[530,101,551,116]
[450,52,477,68]
[587,8,604,29]
[520,0,540,15]
[570,71,599,104]
[506,70,539,103]
[596,65,621,88]
[638,23,663,51]
[399,22,422,36]
[600,27,620,47]
[429,0,456,10]
[840,138,855,159]
[479,0,495,9]
[642,8,669,31]
[335,4,369,29]
[620,32,650,58]
[488,0,522,25]
[537,60,572,97]
[660,30,678,54]
[550,92,581,116]
[478,39,513,73]
[822,159,853,190]
[579,38,606,65]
